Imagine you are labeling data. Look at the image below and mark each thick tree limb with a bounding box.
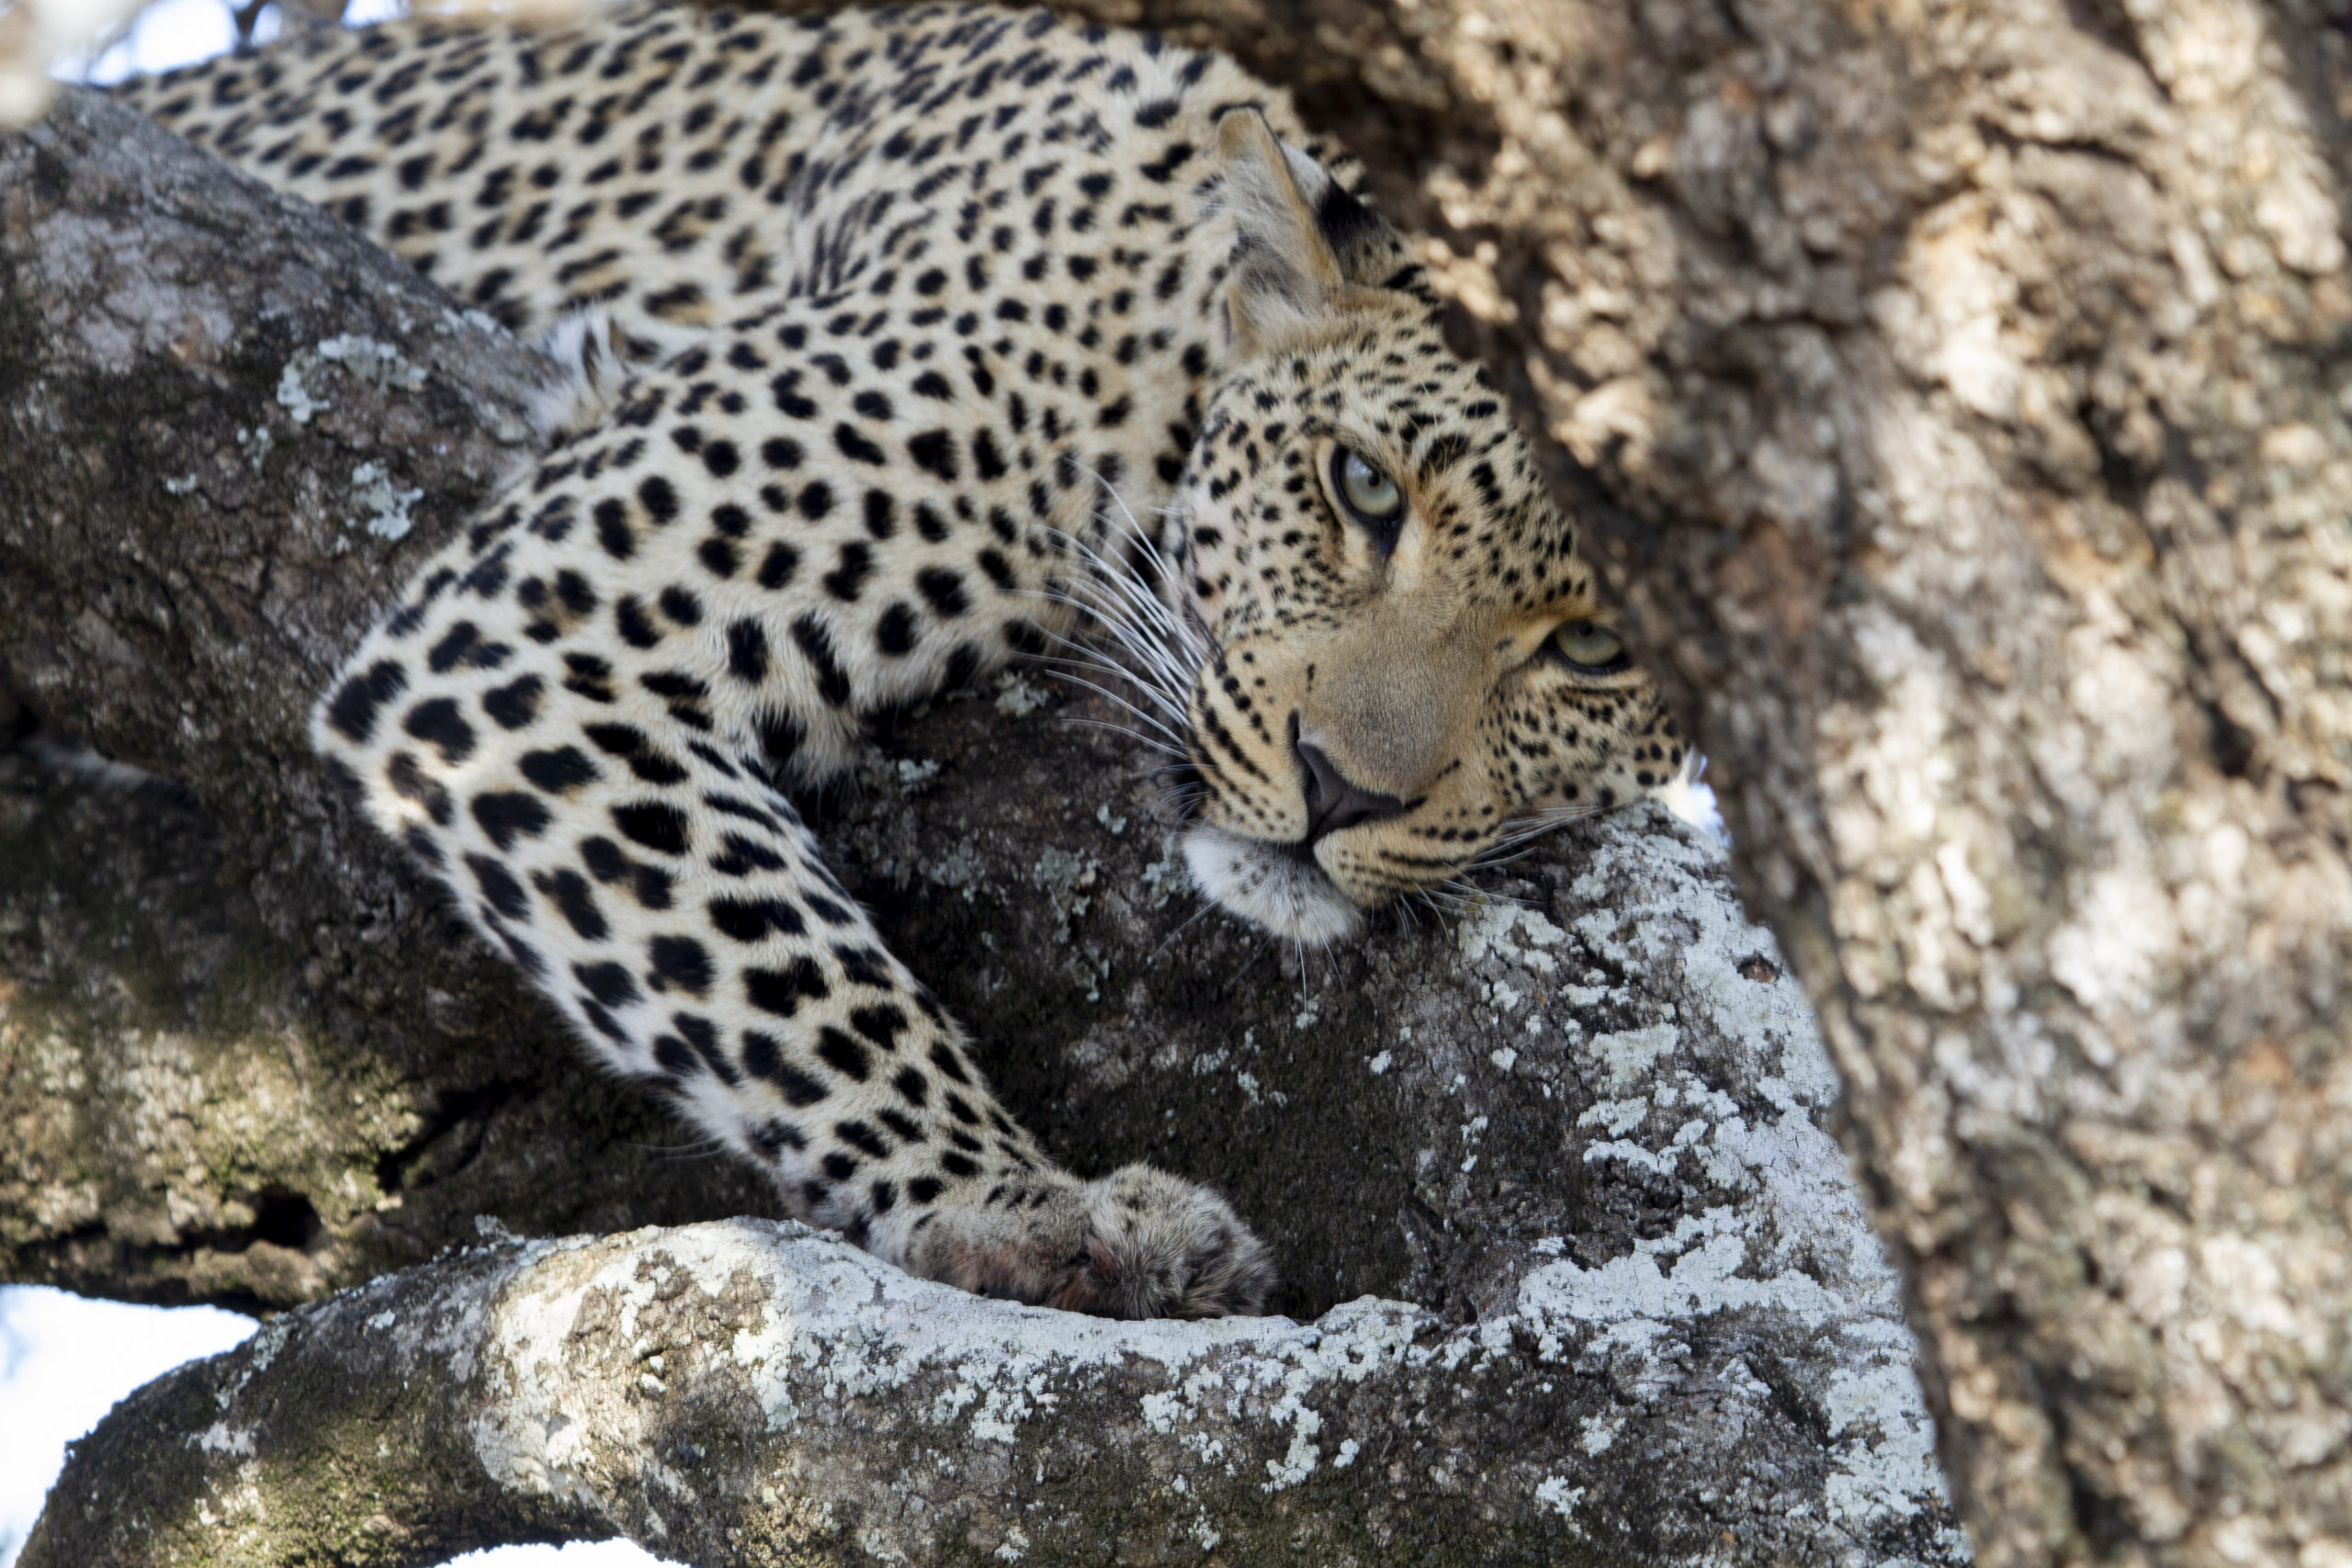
[2,87,1956,1563]
[24,1214,1944,1568]
[0,79,804,1311]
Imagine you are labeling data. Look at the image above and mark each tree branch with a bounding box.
[27,1215,1953,1567]
[0,83,801,1310]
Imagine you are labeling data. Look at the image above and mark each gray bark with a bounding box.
[0,72,793,1312]
[4,87,1955,1564]
[23,1207,1944,1568]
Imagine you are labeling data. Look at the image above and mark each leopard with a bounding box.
[116,0,1687,1320]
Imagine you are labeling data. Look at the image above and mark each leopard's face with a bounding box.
[1167,301,1683,942]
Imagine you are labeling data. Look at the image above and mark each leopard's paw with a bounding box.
[1056,1164,1276,1320]
[907,1165,1273,1319]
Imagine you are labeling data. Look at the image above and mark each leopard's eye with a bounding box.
[1331,447,1403,526]
[1550,619,1628,673]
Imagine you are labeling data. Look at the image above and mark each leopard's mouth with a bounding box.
[1159,752,1365,940]
[1179,824,1367,943]
[1164,734,1370,942]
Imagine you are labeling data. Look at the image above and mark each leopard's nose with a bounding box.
[1295,735,1408,844]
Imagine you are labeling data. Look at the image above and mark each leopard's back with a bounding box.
[117,3,1298,355]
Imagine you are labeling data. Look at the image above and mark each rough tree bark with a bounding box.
[4,86,1955,1565]
[11,0,2352,1554]
[1049,0,2352,1563]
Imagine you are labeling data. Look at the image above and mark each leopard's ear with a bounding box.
[1215,108,1402,355]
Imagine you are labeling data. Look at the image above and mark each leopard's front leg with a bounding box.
[311,364,1272,1320]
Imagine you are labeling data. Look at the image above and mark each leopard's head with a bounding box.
[1162,111,1686,942]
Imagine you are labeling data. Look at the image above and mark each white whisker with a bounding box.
[1148,897,1223,963]
[1231,932,1276,986]
[1468,801,1602,870]
[1035,660,1193,750]
[1062,716,1188,762]
[1039,637,1192,727]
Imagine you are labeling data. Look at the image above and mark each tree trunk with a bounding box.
[1069,0,2352,1562]
[4,85,1956,1564]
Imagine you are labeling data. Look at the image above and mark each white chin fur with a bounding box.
[1181,827,1366,943]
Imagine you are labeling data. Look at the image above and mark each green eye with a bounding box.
[1551,619,1628,672]
[1332,448,1403,526]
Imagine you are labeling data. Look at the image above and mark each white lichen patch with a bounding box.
[1520,1213,1846,1352]
[1517,810,1950,1547]
[1456,900,1568,971]
[1261,1390,1322,1490]
[1585,1023,1679,1089]
[1535,1475,1585,1518]
[313,333,427,393]
[1577,1097,1649,1138]
[276,360,328,425]
[1031,848,1109,996]
[922,837,987,900]
[993,671,1052,716]
[1138,834,1189,908]
[1032,847,1099,914]
[347,460,424,541]
[194,1422,255,1456]
[276,334,427,430]
[1824,1359,1955,1531]
[212,1315,291,1413]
